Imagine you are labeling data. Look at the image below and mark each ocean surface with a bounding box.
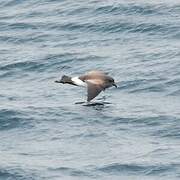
[0,0,180,179]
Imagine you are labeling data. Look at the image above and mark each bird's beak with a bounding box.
[113,83,117,88]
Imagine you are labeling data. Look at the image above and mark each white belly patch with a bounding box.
[71,77,87,87]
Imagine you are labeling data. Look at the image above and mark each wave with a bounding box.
[0,169,22,180]
[96,162,177,176]
[48,167,93,178]
[1,0,28,7]
[0,52,106,80]
[0,109,33,130]
[118,79,165,94]
[46,20,177,37]
[0,61,42,71]
[0,167,38,180]
[168,90,180,96]
[1,13,178,39]
[93,3,172,16]
[109,115,176,126]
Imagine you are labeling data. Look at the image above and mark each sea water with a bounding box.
[0,0,180,179]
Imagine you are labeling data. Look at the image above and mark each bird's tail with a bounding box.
[61,75,72,83]
[55,75,72,84]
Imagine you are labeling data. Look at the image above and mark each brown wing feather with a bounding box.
[79,73,107,82]
[87,82,103,101]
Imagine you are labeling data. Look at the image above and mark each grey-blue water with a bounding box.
[0,0,180,179]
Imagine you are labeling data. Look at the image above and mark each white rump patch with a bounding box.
[72,77,87,87]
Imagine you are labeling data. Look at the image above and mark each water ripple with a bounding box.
[0,109,33,130]
[96,162,178,176]
[0,0,180,180]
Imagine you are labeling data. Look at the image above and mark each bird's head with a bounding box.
[106,77,117,88]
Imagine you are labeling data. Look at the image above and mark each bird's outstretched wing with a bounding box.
[87,81,104,101]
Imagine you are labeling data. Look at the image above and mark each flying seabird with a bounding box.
[55,70,117,102]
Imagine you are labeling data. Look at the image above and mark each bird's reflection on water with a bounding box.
[75,101,112,111]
